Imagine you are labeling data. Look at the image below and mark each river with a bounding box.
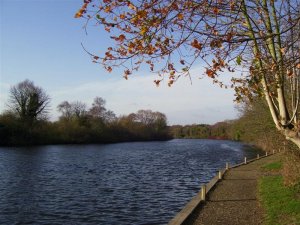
[0,139,262,225]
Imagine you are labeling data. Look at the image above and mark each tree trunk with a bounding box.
[283,129,300,149]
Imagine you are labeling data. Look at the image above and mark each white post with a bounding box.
[201,185,206,201]
[218,171,222,180]
[266,151,268,156]
[273,150,275,154]
[257,154,260,159]
[226,162,229,170]
[244,157,247,164]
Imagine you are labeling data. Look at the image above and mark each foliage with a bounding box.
[0,111,57,145]
[75,0,300,148]
[8,79,50,125]
[169,123,231,139]
[170,124,211,139]
[0,82,171,146]
[259,176,300,225]
[228,98,286,151]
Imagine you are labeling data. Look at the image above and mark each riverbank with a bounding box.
[172,153,295,225]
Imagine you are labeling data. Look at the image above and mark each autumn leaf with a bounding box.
[140,27,148,35]
[104,6,112,13]
[75,11,83,18]
[177,13,184,20]
[168,80,174,87]
[75,9,85,18]
[107,66,112,72]
[213,7,220,14]
[137,10,147,19]
[191,39,202,50]
[154,79,161,87]
[117,34,126,42]
[120,14,126,19]
[74,2,89,18]
[206,69,215,78]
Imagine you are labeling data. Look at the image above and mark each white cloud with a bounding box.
[47,66,238,125]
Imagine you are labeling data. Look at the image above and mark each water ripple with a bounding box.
[0,139,262,225]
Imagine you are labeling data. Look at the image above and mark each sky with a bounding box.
[0,0,238,125]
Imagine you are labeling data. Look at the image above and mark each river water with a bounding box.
[0,139,262,225]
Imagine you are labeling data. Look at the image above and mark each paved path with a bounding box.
[183,154,282,225]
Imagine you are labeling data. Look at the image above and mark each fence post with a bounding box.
[201,185,206,201]
[266,151,268,156]
[257,154,260,159]
[273,150,275,154]
[226,162,229,170]
[218,171,222,180]
[244,157,247,164]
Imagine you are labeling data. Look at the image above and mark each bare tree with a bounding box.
[8,79,50,123]
[57,101,73,120]
[57,100,87,120]
[88,97,116,123]
[88,97,107,118]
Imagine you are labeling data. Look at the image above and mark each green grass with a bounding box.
[259,175,300,225]
[262,161,282,171]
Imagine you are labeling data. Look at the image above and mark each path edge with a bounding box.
[167,152,279,225]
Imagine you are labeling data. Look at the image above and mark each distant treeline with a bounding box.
[170,98,296,156]
[169,122,230,140]
[0,80,171,146]
[0,79,297,156]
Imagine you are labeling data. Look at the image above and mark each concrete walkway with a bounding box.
[183,154,282,225]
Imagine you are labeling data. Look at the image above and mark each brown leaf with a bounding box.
[154,80,161,87]
[206,69,215,78]
[177,13,184,20]
[107,66,112,72]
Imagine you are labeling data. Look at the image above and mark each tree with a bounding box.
[89,97,107,118]
[229,98,287,152]
[88,96,116,123]
[72,101,87,119]
[8,79,50,124]
[135,109,167,131]
[57,100,87,120]
[76,0,300,148]
[57,101,73,120]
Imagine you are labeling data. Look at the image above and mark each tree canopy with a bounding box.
[76,0,300,148]
[8,79,50,124]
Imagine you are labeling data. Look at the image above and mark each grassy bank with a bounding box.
[259,161,300,225]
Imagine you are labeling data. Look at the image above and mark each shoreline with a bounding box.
[169,152,281,225]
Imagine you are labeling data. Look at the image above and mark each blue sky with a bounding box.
[0,0,237,125]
